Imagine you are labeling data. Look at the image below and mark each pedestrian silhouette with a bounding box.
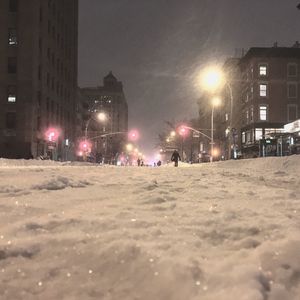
[171,150,181,167]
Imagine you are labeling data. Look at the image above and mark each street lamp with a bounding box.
[211,97,221,162]
[170,131,176,137]
[200,67,224,92]
[83,111,108,162]
[126,143,134,152]
[97,112,108,122]
[201,66,234,159]
[85,111,108,140]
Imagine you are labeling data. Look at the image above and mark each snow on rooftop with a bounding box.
[0,156,300,299]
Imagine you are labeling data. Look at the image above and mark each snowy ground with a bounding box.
[0,156,300,300]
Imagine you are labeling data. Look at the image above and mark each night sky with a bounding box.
[79,0,300,157]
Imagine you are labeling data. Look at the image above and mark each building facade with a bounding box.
[0,0,78,159]
[239,45,300,157]
[80,72,128,163]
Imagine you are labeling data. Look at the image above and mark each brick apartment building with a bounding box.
[80,72,128,163]
[0,0,78,159]
[239,44,300,157]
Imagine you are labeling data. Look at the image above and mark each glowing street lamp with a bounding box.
[126,143,134,152]
[201,67,224,92]
[170,131,176,137]
[97,112,108,122]
[85,111,108,140]
[200,66,235,159]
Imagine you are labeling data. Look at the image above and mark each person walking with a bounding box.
[171,150,181,167]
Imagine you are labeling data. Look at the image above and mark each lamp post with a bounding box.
[211,97,221,162]
[84,111,108,140]
[83,111,108,161]
[200,66,234,160]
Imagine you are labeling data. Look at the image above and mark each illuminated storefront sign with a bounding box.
[284,119,300,133]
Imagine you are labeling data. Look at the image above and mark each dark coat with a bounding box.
[171,151,181,162]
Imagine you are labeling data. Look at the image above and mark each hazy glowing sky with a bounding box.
[79,0,300,155]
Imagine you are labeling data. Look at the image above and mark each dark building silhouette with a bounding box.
[0,0,78,159]
[80,72,128,163]
[239,44,300,157]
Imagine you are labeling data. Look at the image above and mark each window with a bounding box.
[287,83,297,98]
[8,28,17,45]
[7,86,16,103]
[8,57,17,73]
[37,116,41,131]
[288,63,297,77]
[259,65,267,76]
[9,0,18,12]
[246,110,249,124]
[255,128,263,141]
[47,73,50,87]
[245,92,249,102]
[246,131,252,143]
[37,65,41,80]
[39,38,42,53]
[242,132,245,144]
[37,91,41,106]
[287,104,298,122]
[250,106,254,122]
[259,105,268,121]
[259,84,267,97]
[48,20,51,34]
[6,112,16,129]
[39,6,43,22]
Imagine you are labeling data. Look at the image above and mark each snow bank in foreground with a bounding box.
[0,156,299,299]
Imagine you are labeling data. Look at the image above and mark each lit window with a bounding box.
[8,28,17,45]
[242,132,245,144]
[246,110,249,123]
[287,83,297,98]
[255,128,263,140]
[287,63,297,77]
[246,131,251,143]
[259,65,267,76]
[8,95,16,103]
[7,86,16,102]
[259,105,267,121]
[259,84,267,97]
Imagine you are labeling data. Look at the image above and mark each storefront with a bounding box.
[284,119,300,155]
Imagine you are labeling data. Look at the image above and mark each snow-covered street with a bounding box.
[0,157,300,300]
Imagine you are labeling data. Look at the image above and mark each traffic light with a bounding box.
[45,128,59,142]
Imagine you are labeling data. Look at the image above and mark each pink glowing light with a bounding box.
[128,129,140,141]
[79,140,92,152]
[178,125,189,137]
[45,128,60,142]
